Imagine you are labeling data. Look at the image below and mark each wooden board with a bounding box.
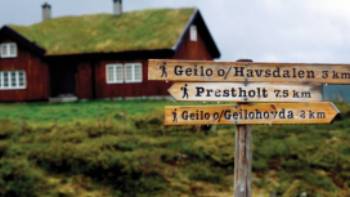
[164,102,339,125]
[168,82,322,102]
[148,59,350,84]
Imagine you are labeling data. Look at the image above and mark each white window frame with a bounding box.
[125,63,142,83]
[0,70,26,90]
[106,63,124,84]
[0,42,18,58]
[106,63,143,84]
[190,25,198,42]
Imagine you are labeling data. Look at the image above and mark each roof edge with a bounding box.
[172,8,198,51]
[0,25,46,56]
[195,10,221,59]
[44,48,175,59]
[172,8,221,59]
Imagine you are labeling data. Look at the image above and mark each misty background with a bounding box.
[1,0,350,100]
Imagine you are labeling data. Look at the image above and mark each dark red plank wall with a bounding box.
[94,59,170,98]
[76,62,93,99]
[0,38,49,102]
[93,26,213,98]
[174,27,213,60]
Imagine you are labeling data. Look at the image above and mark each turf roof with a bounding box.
[10,8,196,56]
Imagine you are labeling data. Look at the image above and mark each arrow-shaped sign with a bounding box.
[164,102,339,125]
[149,59,350,84]
[168,82,322,102]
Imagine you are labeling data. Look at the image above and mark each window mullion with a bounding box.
[4,72,8,89]
[5,44,9,57]
[7,72,9,89]
[122,64,128,83]
[16,71,19,89]
[113,65,116,83]
[0,72,3,89]
[134,64,137,82]
[122,64,124,83]
[0,44,3,58]
[23,71,27,88]
[3,72,5,89]
[7,44,10,57]
[8,71,11,89]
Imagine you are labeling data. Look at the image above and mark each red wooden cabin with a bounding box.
[0,2,220,102]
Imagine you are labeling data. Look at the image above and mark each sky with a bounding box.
[1,0,350,63]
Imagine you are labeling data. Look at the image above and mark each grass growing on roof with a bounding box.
[10,8,195,55]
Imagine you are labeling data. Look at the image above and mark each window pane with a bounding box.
[0,44,7,57]
[107,66,114,82]
[19,71,25,87]
[125,64,133,82]
[106,64,123,83]
[9,44,17,56]
[134,64,142,82]
[190,25,198,42]
[115,65,123,82]
[0,72,2,88]
[3,72,8,87]
[11,72,16,87]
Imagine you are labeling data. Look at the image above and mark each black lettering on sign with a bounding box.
[174,65,183,76]
[322,71,328,79]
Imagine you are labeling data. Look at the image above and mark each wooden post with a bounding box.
[234,124,252,197]
[234,59,253,197]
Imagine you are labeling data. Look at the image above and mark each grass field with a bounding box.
[0,100,170,123]
[0,100,350,196]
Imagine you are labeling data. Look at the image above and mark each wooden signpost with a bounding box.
[147,59,343,197]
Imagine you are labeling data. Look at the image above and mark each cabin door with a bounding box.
[50,65,77,97]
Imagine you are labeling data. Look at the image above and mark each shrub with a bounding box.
[188,163,223,183]
[256,139,289,159]
[0,142,9,157]
[253,158,269,172]
[302,172,336,192]
[0,120,18,140]
[0,159,43,197]
[132,113,165,135]
[29,140,168,196]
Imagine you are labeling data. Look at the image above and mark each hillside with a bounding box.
[0,100,350,196]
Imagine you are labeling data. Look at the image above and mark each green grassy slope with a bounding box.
[0,100,350,196]
[10,8,194,55]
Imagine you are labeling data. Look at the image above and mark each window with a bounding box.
[125,64,133,82]
[190,25,198,42]
[106,63,142,84]
[0,70,26,90]
[125,63,142,83]
[106,64,123,84]
[0,43,17,58]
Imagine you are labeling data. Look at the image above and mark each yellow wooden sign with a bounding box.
[148,59,350,84]
[168,82,322,102]
[164,102,339,125]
